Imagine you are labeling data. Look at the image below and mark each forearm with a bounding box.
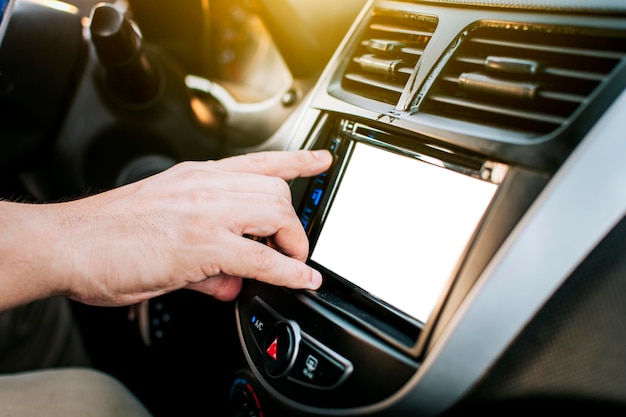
[0,150,331,311]
[0,201,70,311]
[0,193,174,311]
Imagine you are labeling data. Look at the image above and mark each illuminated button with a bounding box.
[310,187,323,206]
[263,321,299,378]
[329,137,341,154]
[289,339,348,388]
[266,337,279,360]
[248,298,279,353]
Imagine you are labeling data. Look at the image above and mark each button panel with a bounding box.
[247,296,352,390]
[298,136,342,230]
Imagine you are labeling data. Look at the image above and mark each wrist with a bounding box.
[0,201,69,309]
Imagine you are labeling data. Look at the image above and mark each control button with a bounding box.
[328,137,341,154]
[263,321,300,378]
[266,337,279,360]
[299,174,327,230]
[289,338,348,389]
[248,298,280,353]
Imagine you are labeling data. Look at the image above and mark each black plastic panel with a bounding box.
[237,282,417,409]
[0,0,85,172]
[448,214,626,414]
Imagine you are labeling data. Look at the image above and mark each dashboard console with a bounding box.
[235,0,626,415]
[2,1,626,417]
[236,115,512,410]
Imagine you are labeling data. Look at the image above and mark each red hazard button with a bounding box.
[263,320,299,378]
[266,337,279,360]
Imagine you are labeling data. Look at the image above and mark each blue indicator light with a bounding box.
[311,188,323,206]
[251,316,256,324]
[300,209,311,229]
[300,207,311,230]
[230,378,249,398]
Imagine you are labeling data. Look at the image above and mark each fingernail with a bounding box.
[309,269,323,290]
[312,149,332,164]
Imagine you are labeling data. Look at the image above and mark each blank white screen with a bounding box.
[311,142,497,323]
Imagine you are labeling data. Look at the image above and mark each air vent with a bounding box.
[419,23,626,137]
[340,9,437,105]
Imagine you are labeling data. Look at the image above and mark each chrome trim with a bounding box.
[185,74,303,148]
[413,0,626,12]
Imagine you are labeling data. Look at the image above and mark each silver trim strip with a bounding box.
[414,0,626,13]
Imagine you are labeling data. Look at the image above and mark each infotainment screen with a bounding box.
[307,130,502,324]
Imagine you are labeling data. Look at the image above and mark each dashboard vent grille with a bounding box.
[419,24,626,137]
[341,9,437,105]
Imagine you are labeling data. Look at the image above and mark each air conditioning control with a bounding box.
[248,298,279,351]
[247,296,353,389]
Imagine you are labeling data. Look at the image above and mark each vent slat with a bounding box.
[338,9,438,105]
[471,37,626,60]
[402,47,425,57]
[420,23,626,137]
[428,94,566,125]
[537,90,586,104]
[544,67,605,82]
[442,75,586,104]
[370,23,433,38]
[345,73,406,93]
[455,55,606,82]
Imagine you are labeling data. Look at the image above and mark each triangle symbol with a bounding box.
[266,337,279,360]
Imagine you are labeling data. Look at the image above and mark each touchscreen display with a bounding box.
[311,142,498,323]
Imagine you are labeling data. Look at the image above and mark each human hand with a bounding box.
[51,149,332,306]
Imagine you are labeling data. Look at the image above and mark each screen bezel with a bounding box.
[297,119,508,355]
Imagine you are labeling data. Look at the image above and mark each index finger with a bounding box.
[219,234,323,291]
[211,150,333,180]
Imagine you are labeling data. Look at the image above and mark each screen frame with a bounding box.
[297,118,509,356]
[311,140,500,324]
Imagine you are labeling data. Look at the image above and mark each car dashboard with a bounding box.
[233,1,626,416]
[1,0,626,416]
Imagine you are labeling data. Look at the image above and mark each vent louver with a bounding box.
[340,9,437,105]
[419,24,626,137]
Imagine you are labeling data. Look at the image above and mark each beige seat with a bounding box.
[0,368,152,417]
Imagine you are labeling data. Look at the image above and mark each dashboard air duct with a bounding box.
[339,7,437,105]
[419,22,626,137]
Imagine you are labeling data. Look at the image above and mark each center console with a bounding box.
[235,115,525,413]
[233,0,626,415]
